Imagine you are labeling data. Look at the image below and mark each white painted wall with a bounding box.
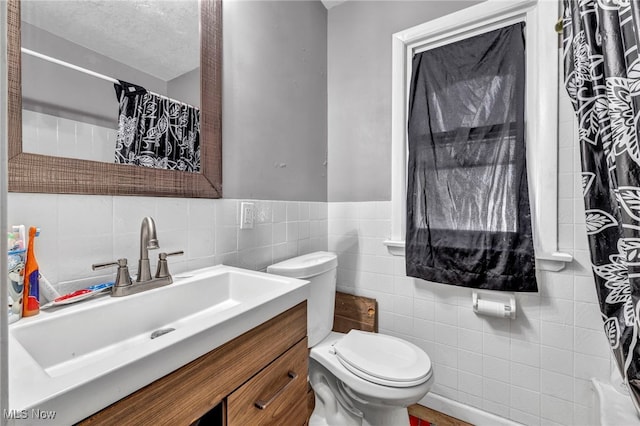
[327,0,483,201]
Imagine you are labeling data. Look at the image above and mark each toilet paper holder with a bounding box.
[472,290,516,319]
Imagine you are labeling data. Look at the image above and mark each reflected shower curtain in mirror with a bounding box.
[114,80,200,172]
[563,0,640,413]
[405,23,537,292]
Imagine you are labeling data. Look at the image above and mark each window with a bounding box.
[385,0,572,272]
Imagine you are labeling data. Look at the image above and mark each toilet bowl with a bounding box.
[267,252,433,426]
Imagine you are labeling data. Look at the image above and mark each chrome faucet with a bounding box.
[137,216,160,282]
[92,217,183,297]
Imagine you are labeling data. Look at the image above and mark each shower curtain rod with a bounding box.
[21,48,194,107]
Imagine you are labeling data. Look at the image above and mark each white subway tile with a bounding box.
[458,392,483,411]
[412,318,434,342]
[541,346,573,376]
[540,321,574,351]
[187,227,214,259]
[483,378,510,405]
[458,328,483,353]
[215,226,237,254]
[574,353,609,381]
[359,219,390,238]
[509,408,541,426]
[574,302,604,331]
[436,364,459,389]
[484,334,510,360]
[458,371,483,397]
[510,339,540,367]
[482,400,510,419]
[393,295,413,316]
[411,298,434,322]
[458,349,483,373]
[540,370,573,402]
[434,302,458,326]
[574,328,610,358]
[510,385,540,416]
[272,201,286,223]
[113,197,157,234]
[394,274,415,298]
[435,323,458,347]
[186,256,215,271]
[539,297,575,326]
[328,218,358,236]
[156,197,188,232]
[458,306,483,331]
[432,343,458,369]
[510,362,540,392]
[286,202,299,221]
[574,275,598,303]
[392,313,413,336]
[286,222,299,242]
[255,223,273,247]
[483,355,510,383]
[541,394,574,425]
[298,221,310,240]
[298,202,310,221]
[75,122,93,160]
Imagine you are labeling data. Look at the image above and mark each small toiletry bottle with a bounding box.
[22,227,40,317]
[7,225,26,323]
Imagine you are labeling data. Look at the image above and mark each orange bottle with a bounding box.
[22,227,40,317]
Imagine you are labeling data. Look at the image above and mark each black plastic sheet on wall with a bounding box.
[405,22,537,292]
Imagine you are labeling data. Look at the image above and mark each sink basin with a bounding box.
[8,265,309,424]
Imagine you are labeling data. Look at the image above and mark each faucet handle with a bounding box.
[159,250,184,260]
[155,251,184,279]
[92,258,127,270]
[92,258,133,288]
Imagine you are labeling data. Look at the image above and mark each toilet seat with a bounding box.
[332,330,432,388]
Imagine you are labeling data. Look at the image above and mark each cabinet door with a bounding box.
[227,338,308,425]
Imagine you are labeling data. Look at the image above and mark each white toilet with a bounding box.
[267,251,433,426]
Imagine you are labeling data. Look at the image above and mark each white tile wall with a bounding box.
[22,110,117,163]
[327,72,612,426]
[7,196,327,298]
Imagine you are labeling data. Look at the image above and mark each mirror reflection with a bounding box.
[21,0,201,172]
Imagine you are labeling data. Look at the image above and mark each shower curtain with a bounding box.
[563,0,640,413]
[114,80,201,173]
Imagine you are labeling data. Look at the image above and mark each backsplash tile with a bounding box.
[7,197,328,298]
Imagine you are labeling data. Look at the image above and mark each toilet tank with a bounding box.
[267,252,338,347]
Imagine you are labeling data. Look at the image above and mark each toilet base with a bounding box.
[309,392,411,426]
[309,358,416,426]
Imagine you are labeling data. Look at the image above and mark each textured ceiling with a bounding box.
[21,0,200,81]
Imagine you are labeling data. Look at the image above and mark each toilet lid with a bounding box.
[332,330,432,388]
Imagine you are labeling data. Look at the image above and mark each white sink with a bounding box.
[8,265,309,425]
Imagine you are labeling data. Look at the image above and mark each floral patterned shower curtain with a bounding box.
[563,0,640,412]
[114,80,201,173]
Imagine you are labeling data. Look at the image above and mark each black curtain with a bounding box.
[405,23,537,292]
[114,80,201,173]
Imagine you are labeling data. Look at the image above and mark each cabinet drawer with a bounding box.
[227,338,308,425]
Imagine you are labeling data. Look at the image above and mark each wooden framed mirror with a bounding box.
[6,0,222,198]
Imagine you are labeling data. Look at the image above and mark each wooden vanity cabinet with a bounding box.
[78,302,308,426]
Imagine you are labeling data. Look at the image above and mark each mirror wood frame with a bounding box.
[6,0,222,198]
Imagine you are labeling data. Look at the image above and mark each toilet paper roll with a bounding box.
[475,299,509,318]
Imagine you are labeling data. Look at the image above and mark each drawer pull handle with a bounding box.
[254,371,298,410]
